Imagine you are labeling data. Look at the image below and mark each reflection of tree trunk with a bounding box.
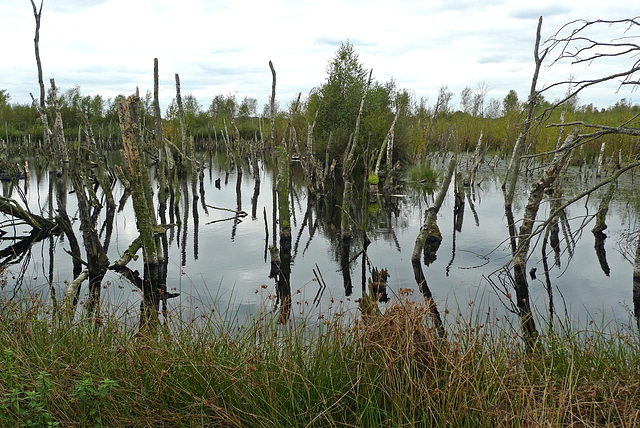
[192,197,199,261]
[341,239,353,296]
[181,181,189,266]
[541,225,555,330]
[411,259,445,337]
[465,187,479,227]
[593,231,610,276]
[633,234,640,330]
[232,164,242,240]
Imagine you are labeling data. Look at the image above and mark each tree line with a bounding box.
[1,41,639,169]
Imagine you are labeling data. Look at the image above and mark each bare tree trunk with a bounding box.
[412,154,456,262]
[592,179,616,233]
[513,128,578,350]
[341,70,373,242]
[175,73,190,158]
[77,108,114,209]
[69,170,109,320]
[596,141,606,178]
[503,16,548,209]
[29,0,50,148]
[118,91,164,334]
[410,153,455,338]
[464,131,483,186]
[269,61,277,148]
[154,59,171,215]
[49,79,69,163]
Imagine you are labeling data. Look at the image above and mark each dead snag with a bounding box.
[29,0,51,148]
[410,154,455,338]
[77,107,115,209]
[464,131,483,186]
[268,61,277,148]
[49,79,69,163]
[412,155,456,263]
[0,195,58,232]
[503,16,547,208]
[342,69,373,243]
[118,91,164,334]
[592,179,617,233]
[513,129,579,350]
[634,233,640,330]
[68,170,109,320]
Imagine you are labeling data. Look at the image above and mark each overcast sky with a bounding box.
[1,0,638,114]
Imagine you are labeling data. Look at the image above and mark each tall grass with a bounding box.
[1,290,640,427]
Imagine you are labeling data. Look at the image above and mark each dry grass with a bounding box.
[1,293,640,427]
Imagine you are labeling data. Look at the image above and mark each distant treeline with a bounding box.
[2,42,639,165]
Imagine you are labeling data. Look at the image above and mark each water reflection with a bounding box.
[0,152,639,329]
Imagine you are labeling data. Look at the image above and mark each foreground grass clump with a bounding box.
[1,294,640,427]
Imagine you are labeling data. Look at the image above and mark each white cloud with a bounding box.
[2,0,639,110]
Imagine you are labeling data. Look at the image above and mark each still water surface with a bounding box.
[1,152,638,329]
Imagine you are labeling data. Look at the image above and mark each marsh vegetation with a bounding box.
[1,10,640,426]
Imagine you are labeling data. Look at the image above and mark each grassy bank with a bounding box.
[1,292,639,427]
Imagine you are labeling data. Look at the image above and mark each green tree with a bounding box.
[502,89,519,115]
[312,41,368,160]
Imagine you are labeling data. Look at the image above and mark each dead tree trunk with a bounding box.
[512,128,579,349]
[29,0,50,148]
[118,91,164,334]
[68,170,109,320]
[49,79,69,163]
[464,131,483,186]
[596,141,606,178]
[410,154,455,338]
[503,16,547,208]
[412,155,456,262]
[341,70,372,242]
[269,61,277,149]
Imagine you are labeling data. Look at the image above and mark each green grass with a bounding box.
[406,162,440,185]
[1,291,640,427]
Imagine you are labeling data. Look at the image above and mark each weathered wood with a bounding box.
[464,131,483,186]
[77,107,115,209]
[592,179,616,233]
[49,79,69,163]
[512,128,579,349]
[269,61,277,148]
[412,154,456,262]
[118,91,165,334]
[0,195,58,232]
[29,0,50,148]
[341,70,373,242]
[175,73,190,158]
[69,169,109,320]
[503,16,547,209]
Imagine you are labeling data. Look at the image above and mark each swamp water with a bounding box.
[1,151,639,331]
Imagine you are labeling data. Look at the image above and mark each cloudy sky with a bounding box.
[1,0,638,113]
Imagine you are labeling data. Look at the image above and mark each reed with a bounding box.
[1,289,639,427]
